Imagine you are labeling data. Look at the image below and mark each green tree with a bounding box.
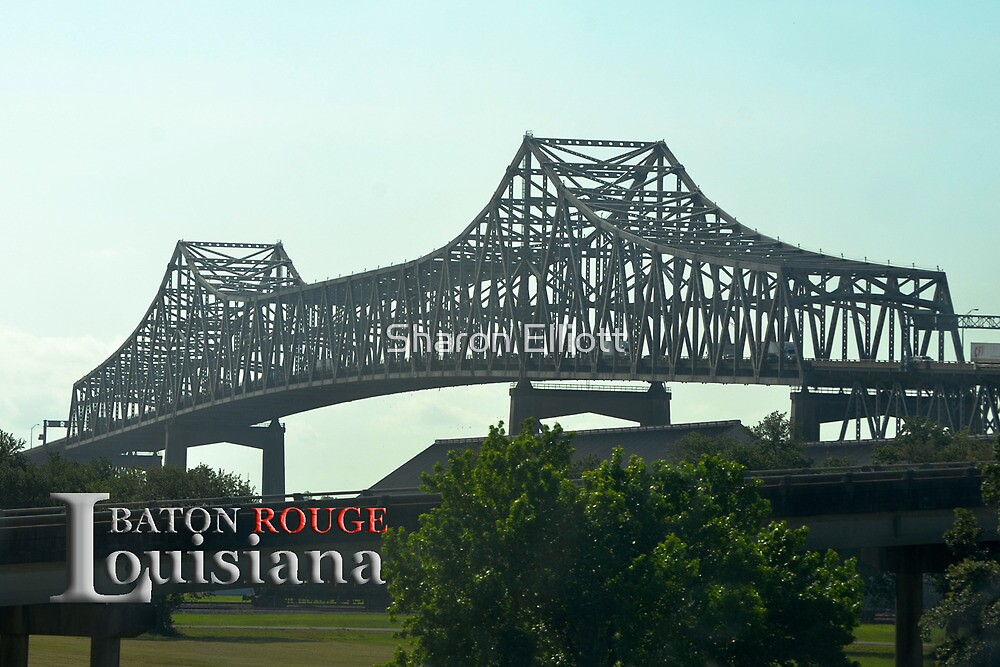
[383,422,581,665]
[0,429,25,459]
[872,417,993,465]
[105,463,253,503]
[382,421,861,666]
[922,439,1000,665]
[0,432,112,509]
[682,410,811,470]
[0,434,252,511]
[751,409,794,445]
[0,427,254,635]
[103,461,255,634]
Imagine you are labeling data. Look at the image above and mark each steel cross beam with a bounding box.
[910,312,1000,330]
[959,313,1000,329]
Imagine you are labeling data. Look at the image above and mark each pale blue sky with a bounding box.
[2,2,998,492]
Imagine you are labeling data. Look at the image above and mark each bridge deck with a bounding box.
[35,358,1000,461]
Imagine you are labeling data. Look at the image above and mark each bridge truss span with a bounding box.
[64,136,997,451]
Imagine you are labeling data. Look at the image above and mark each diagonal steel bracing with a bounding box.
[64,136,999,450]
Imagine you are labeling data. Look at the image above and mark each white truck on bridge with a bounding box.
[971,342,1000,364]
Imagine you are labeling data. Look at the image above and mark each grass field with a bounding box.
[23,613,939,666]
[174,611,399,629]
[847,643,935,667]
[26,630,401,667]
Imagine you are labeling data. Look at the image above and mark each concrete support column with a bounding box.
[0,634,28,667]
[162,423,188,470]
[895,569,923,667]
[0,604,153,667]
[641,382,671,426]
[867,545,947,667]
[508,380,535,432]
[260,419,286,498]
[90,637,121,667]
[789,390,822,442]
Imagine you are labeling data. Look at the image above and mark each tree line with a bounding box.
[3,414,998,662]
[0,428,253,633]
[381,415,1000,666]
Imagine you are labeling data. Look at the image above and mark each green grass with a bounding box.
[174,611,401,629]
[27,630,405,667]
[190,594,247,603]
[854,623,944,644]
[848,651,935,667]
[26,618,947,666]
[849,624,938,666]
[28,609,407,666]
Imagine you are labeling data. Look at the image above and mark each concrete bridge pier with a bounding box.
[0,633,27,666]
[789,389,849,441]
[246,420,286,499]
[508,380,670,431]
[0,603,154,667]
[865,544,951,667]
[161,419,286,498]
[162,422,190,470]
[895,568,923,667]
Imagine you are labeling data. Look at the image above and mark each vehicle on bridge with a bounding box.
[972,341,1000,364]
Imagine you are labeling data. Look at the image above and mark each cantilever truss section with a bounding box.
[68,137,992,444]
[178,241,302,295]
[69,242,301,435]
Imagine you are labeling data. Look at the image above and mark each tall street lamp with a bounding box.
[29,423,40,448]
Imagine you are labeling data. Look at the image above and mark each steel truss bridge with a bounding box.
[36,135,1000,485]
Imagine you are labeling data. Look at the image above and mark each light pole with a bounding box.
[961,308,979,354]
[29,423,40,448]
